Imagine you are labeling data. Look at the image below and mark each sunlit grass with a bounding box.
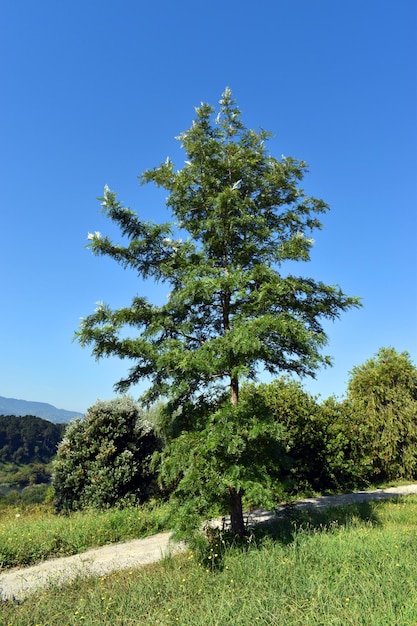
[2,496,417,625]
[0,501,172,569]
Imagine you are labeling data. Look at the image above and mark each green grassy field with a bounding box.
[0,501,172,569]
[2,495,417,625]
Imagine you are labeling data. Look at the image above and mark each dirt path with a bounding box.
[1,484,417,601]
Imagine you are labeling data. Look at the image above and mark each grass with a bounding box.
[0,501,172,569]
[2,495,417,625]
[1,480,415,570]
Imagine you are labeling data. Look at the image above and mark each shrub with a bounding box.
[53,396,160,512]
[21,483,50,504]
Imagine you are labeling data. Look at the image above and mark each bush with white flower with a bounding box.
[52,396,159,512]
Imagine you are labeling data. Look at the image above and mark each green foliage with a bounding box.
[20,483,50,504]
[76,89,360,533]
[77,89,359,408]
[0,462,54,491]
[347,347,417,480]
[317,395,373,488]
[52,396,159,512]
[0,415,62,499]
[0,414,65,464]
[258,378,324,491]
[1,489,21,505]
[154,385,289,538]
[258,371,416,493]
[256,379,366,493]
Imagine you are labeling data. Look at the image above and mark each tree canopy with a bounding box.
[347,347,417,480]
[77,89,360,534]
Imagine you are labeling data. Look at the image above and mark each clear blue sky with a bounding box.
[1,0,416,414]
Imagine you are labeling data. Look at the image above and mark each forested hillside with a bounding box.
[0,415,66,464]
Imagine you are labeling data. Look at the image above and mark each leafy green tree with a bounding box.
[53,397,159,512]
[316,396,374,489]
[256,379,365,493]
[258,378,324,491]
[76,89,360,535]
[347,347,417,480]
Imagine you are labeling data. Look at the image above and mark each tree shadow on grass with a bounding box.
[250,499,382,546]
[198,495,412,571]
[200,500,383,572]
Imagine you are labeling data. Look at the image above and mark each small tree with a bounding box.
[347,347,417,480]
[76,89,360,535]
[53,396,158,512]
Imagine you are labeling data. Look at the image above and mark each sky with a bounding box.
[1,0,416,414]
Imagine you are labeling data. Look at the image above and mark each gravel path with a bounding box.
[1,484,417,601]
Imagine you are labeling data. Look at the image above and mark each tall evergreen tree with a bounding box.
[77,89,360,535]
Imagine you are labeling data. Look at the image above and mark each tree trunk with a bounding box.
[230,376,239,406]
[229,374,243,533]
[229,487,246,536]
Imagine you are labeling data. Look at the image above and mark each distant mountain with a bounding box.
[0,396,83,423]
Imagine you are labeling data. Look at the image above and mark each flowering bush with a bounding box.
[53,396,159,512]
